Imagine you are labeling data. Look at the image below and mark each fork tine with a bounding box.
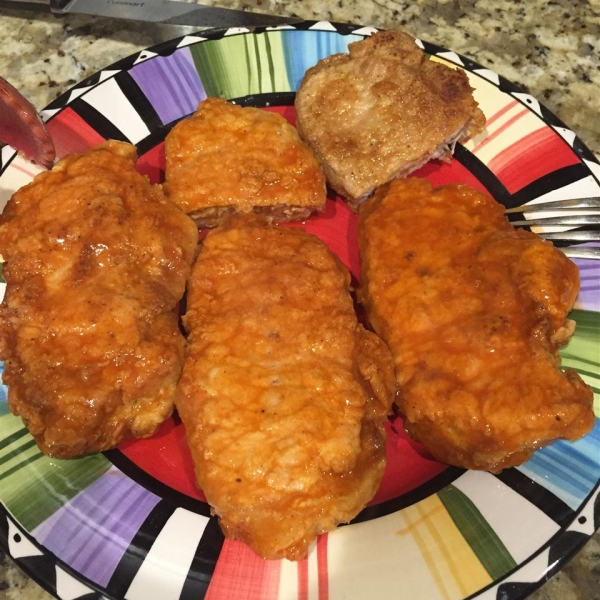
[505,197,600,214]
[505,198,600,259]
[540,231,600,241]
[560,247,600,260]
[509,215,600,227]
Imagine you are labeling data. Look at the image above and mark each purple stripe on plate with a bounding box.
[32,467,160,587]
[575,254,600,312]
[130,47,206,125]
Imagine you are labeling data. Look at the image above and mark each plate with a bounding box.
[1,21,599,600]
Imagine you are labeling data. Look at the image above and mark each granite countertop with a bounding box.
[0,1,599,599]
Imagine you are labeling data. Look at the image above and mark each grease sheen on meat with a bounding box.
[295,30,485,208]
[176,218,396,560]
[358,178,594,472]
[0,141,198,458]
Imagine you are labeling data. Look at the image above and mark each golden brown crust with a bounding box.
[358,178,594,472]
[295,30,486,208]
[164,98,327,227]
[0,140,198,458]
[176,217,395,560]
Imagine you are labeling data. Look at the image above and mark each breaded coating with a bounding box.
[295,30,486,209]
[358,178,594,472]
[164,98,327,227]
[0,141,198,458]
[176,218,396,560]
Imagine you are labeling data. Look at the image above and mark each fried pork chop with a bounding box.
[295,30,486,209]
[164,98,327,227]
[358,178,594,472]
[0,141,198,458]
[176,218,396,560]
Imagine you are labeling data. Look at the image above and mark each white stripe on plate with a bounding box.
[352,26,378,36]
[327,514,442,600]
[567,486,600,535]
[527,175,600,204]
[278,555,299,600]
[473,68,500,85]
[435,51,464,66]
[67,86,94,103]
[308,21,337,31]
[98,70,121,83]
[473,547,551,600]
[55,566,94,600]
[224,27,250,36]
[552,125,577,147]
[176,35,207,48]
[583,158,600,181]
[452,471,560,563]
[307,540,319,600]
[512,92,543,118]
[7,519,43,559]
[82,78,150,145]
[125,508,209,600]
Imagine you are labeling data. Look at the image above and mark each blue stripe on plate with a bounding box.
[0,362,7,414]
[282,30,361,90]
[517,419,600,510]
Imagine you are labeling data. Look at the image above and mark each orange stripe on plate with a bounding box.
[297,554,309,600]
[404,509,452,600]
[418,501,471,598]
[205,540,281,600]
[45,107,105,158]
[399,496,491,599]
[317,534,329,600]
[484,98,519,128]
[396,504,446,534]
[472,107,529,154]
[489,126,581,194]
[7,161,38,179]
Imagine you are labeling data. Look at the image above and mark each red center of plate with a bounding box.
[118,415,451,506]
[119,105,492,508]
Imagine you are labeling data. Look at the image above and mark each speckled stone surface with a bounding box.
[0,1,599,599]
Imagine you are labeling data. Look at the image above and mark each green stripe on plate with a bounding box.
[252,34,263,94]
[1,451,111,530]
[264,33,276,92]
[243,34,252,96]
[0,451,43,483]
[0,426,28,452]
[189,32,291,100]
[560,366,600,382]
[0,437,37,467]
[438,485,517,580]
[0,411,111,530]
[0,399,9,418]
[562,309,600,364]
[562,354,600,369]
[561,308,600,416]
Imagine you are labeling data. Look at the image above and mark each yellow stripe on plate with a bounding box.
[398,495,492,600]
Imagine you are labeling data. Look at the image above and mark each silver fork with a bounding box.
[505,197,600,260]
